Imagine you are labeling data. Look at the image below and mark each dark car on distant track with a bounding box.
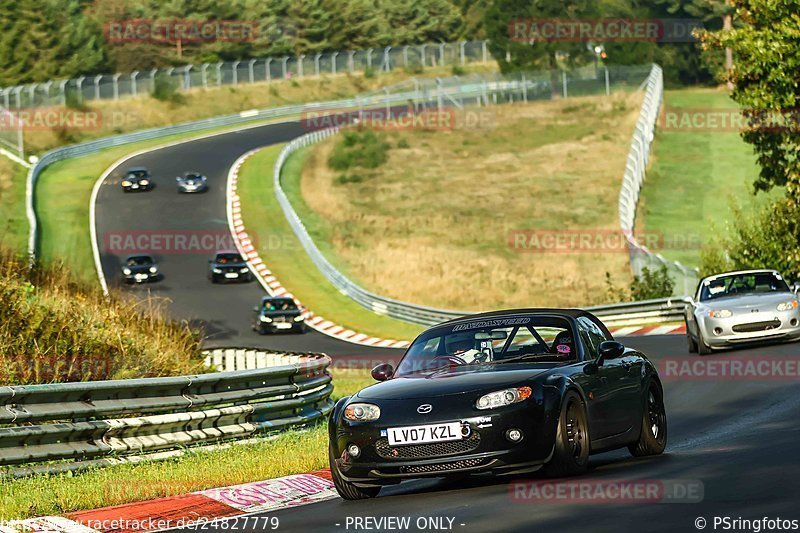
[328,309,667,500]
[121,254,160,283]
[176,172,208,193]
[120,167,153,192]
[208,250,252,283]
[252,296,308,334]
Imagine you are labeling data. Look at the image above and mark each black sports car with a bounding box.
[252,296,308,334]
[208,250,252,283]
[121,254,160,283]
[328,309,667,500]
[176,172,208,193]
[120,167,153,192]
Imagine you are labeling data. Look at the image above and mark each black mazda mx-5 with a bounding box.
[328,309,667,500]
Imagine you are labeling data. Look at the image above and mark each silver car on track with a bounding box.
[176,172,208,193]
[685,269,800,354]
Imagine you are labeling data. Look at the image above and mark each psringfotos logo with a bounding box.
[104,19,260,44]
[509,479,704,503]
[508,18,703,43]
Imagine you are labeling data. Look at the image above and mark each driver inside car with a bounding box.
[445,335,484,364]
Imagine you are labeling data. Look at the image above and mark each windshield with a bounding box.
[126,256,152,265]
[263,299,297,311]
[700,272,790,301]
[184,173,202,180]
[126,170,148,179]
[395,315,576,376]
[215,253,243,263]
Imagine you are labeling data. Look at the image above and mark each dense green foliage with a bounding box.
[699,0,800,279]
[630,266,676,300]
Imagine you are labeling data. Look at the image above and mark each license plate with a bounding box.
[275,323,292,329]
[387,422,462,446]
[135,274,148,280]
[224,273,239,279]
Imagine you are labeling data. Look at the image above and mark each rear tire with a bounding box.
[329,444,380,500]
[629,381,667,457]
[544,391,590,477]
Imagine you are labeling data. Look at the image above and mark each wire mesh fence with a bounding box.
[0,41,490,110]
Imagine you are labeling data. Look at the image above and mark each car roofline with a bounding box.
[432,308,611,338]
[700,269,782,283]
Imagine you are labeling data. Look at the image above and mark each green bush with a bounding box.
[397,138,410,149]
[328,129,390,171]
[630,266,676,300]
[451,65,465,76]
[151,74,185,105]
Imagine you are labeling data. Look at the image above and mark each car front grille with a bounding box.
[401,458,486,474]
[733,320,781,333]
[375,432,481,459]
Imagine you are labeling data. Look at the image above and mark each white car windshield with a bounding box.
[700,272,790,301]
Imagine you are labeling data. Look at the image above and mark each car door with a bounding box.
[577,318,639,438]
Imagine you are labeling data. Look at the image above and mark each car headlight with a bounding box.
[344,403,381,422]
[122,267,132,275]
[139,179,149,185]
[149,266,158,274]
[121,180,131,187]
[476,386,532,410]
[777,301,799,312]
[213,268,222,274]
[240,267,249,273]
[259,316,272,323]
[709,309,733,318]
[294,315,305,322]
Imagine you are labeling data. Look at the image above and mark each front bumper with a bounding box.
[699,310,800,348]
[258,320,306,333]
[123,272,158,283]
[178,184,206,193]
[331,402,555,485]
[211,270,251,282]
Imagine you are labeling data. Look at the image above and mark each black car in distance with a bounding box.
[120,167,153,192]
[120,254,160,284]
[252,296,308,334]
[208,250,252,283]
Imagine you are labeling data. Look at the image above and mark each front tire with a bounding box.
[696,327,712,355]
[329,443,380,500]
[686,327,698,353]
[629,381,667,457]
[544,391,590,477]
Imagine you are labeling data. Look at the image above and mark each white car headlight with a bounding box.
[149,266,158,274]
[259,316,272,323]
[476,387,532,410]
[777,301,799,311]
[121,180,132,187]
[122,267,132,275]
[293,315,305,322]
[139,179,149,185]
[709,309,733,318]
[240,267,249,273]
[213,268,222,274]
[344,403,381,422]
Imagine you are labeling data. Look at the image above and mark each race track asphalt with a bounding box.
[93,119,402,361]
[180,335,800,533]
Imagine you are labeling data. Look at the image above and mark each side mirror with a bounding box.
[252,306,260,312]
[371,363,394,382]
[598,340,625,363]
[792,282,799,295]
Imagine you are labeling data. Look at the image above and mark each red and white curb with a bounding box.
[610,324,685,337]
[226,149,409,349]
[1,470,337,533]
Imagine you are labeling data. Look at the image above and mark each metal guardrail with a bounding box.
[271,67,688,328]
[618,65,700,296]
[0,352,332,476]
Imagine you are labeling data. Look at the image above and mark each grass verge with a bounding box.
[0,158,29,256]
[641,88,781,267]
[0,368,371,520]
[237,145,423,341]
[291,93,645,309]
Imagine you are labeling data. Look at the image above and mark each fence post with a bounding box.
[131,71,139,96]
[482,41,488,62]
[460,41,466,66]
[247,59,255,84]
[436,78,443,111]
[403,46,409,67]
[56,81,66,107]
[201,64,209,89]
[232,61,240,85]
[42,81,53,106]
[298,55,305,77]
[439,43,446,66]
[1,88,8,108]
[522,74,527,102]
[27,84,36,107]
[314,54,321,76]
[383,46,392,71]
[561,70,568,99]
[93,75,102,100]
[420,45,426,67]
[605,66,610,96]
[75,77,85,104]
[347,51,355,73]
[112,73,121,100]
[366,49,373,71]
[281,57,289,79]
[331,52,338,75]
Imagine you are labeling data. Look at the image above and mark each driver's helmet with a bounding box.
[551,330,575,358]
[446,333,475,355]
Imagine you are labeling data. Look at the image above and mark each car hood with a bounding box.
[356,363,556,400]
[701,292,796,311]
